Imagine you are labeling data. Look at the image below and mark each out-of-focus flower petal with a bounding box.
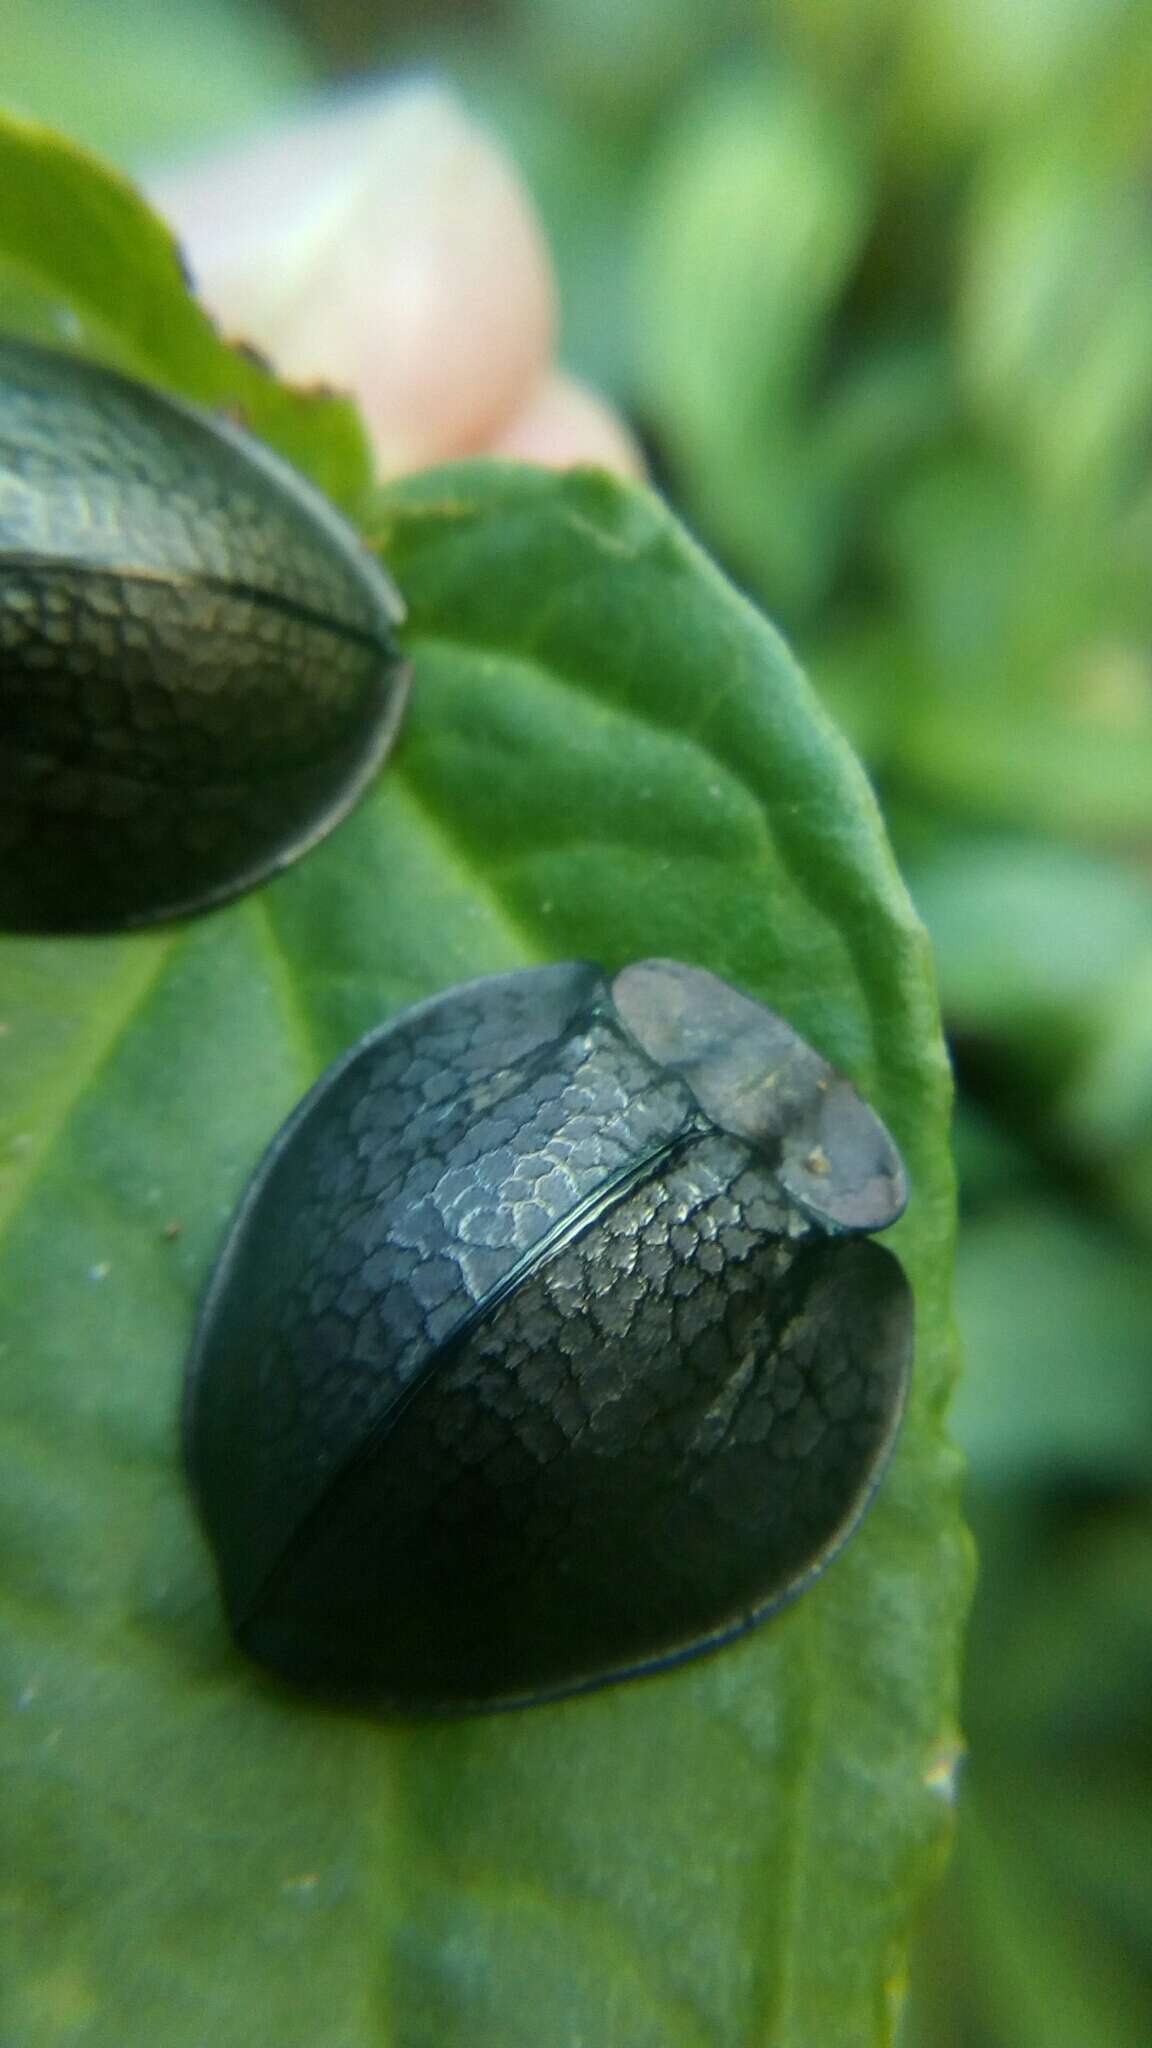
[489,369,646,479]
[150,84,557,472]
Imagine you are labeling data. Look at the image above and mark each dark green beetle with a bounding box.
[0,337,406,931]
[185,959,913,1714]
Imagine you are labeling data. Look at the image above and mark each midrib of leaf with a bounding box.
[246,894,323,1081]
[373,1867,718,2048]
[391,771,547,966]
[0,930,181,1245]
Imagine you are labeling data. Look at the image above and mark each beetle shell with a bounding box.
[185,959,913,1713]
[0,336,406,932]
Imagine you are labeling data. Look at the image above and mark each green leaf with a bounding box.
[0,113,965,2045]
[1060,957,1152,1236]
[949,1102,1039,1210]
[0,0,309,166]
[507,0,743,131]
[903,1492,1152,2048]
[634,67,874,616]
[1024,1760,1152,1953]
[960,130,1152,506]
[1064,953,1152,1151]
[906,1777,1152,2048]
[951,1202,1152,1485]
[0,452,966,2045]
[0,108,372,505]
[808,620,919,768]
[907,836,1152,1052]
[896,696,1152,842]
[962,1491,1152,1744]
[906,836,1152,1224]
[780,0,1152,164]
[881,459,1152,839]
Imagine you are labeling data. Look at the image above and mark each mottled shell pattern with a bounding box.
[0,337,406,931]
[185,959,913,1714]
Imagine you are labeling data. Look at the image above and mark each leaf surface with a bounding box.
[0,119,967,2048]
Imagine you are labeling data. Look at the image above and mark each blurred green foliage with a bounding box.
[0,0,309,163]
[5,0,1149,2037]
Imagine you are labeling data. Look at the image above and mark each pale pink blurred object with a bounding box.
[492,369,644,478]
[150,83,640,481]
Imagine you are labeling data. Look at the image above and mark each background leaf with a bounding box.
[951,1201,1152,1486]
[634,66,873,616]
[0,0,308,164]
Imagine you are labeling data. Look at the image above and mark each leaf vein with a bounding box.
[0,932,182,1248]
